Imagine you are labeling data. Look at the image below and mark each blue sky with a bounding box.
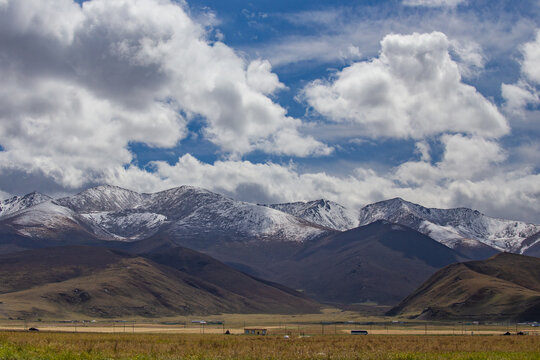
[0,0,540,222]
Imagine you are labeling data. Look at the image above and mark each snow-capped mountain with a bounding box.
[358,198,540,254]
[267,199,359,231]
[0,192,52,218]
[31,185,329,243]
[2,186,540,257]
[168,195,325,242]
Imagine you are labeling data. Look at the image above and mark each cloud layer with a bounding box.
[0,0,329,188]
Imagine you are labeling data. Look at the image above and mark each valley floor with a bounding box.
[1,309,539,336]
[0,311,539,360]
[0,331,538,360]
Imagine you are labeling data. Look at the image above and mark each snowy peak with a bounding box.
[147,185,229,220]
[0,192,52,219]
[268,199,359,231]
[0,200,100,240]
[57,185,146,212]
[49,184,329,244]
[358,198,540,253]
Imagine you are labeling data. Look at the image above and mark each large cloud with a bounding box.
[302,32,509,140]
[0,0,329,188]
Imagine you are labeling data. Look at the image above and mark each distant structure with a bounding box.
[351,330,368,335]
[244,327,267,335]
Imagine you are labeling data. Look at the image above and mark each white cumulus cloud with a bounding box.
[302,32,508,140]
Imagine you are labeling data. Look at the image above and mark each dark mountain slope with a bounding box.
[267,220,467,305]
[388,253,540,321]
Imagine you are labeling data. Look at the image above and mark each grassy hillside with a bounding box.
[388,253,540,321]
[0,246,320,319]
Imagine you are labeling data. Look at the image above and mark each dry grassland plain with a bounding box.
[0,311,538,359]
[1,331,539,360]
[1,311,539,360]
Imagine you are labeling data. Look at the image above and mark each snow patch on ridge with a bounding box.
[10,201,76,227]
[81,211,167,239]
[0,192,52,219]
[267,199,359,231]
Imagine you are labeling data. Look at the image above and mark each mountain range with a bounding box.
[273,197,540,257]
[2,185,539,256]
[1,184,539,318]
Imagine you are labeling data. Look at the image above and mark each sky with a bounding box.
[0,0,539,222]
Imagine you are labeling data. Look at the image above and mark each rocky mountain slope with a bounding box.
[0,199,114,241]
[388,253,540,321]
[0,192,52,218]
[357,198,540,257]
[267,199,359,231]
[0,245,319,318]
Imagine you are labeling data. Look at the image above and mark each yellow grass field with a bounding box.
[0,331,539,360]
[0,310,539,360]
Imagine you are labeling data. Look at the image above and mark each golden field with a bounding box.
[0,311,539,360]
[0,331,539,360]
